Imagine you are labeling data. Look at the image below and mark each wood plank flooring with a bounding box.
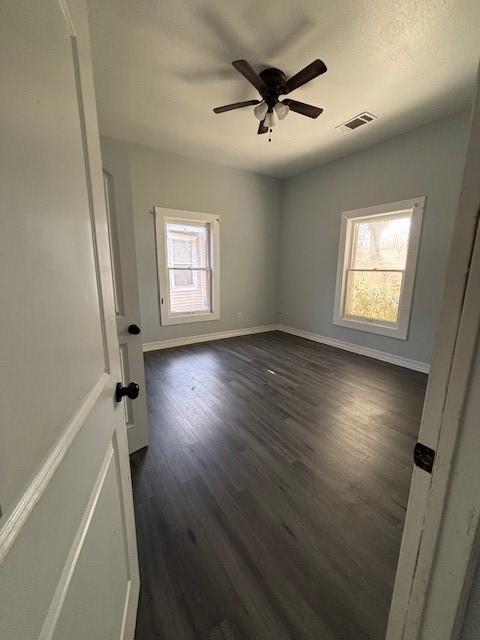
[131,331,427,640]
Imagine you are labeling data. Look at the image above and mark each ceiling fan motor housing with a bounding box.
[259,67,288,107]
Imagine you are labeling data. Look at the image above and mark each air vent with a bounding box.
[336,112,377,133]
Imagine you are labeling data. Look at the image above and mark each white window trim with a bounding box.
[154,207,221,326]
[333,196,425,340]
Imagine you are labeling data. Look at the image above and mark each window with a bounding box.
[155,207,220,325]
[333,197,425,339]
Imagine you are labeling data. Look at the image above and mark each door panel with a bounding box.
[0,1,139,638]
[0,0,106,515]
[1,389,121,637]
[102,154,149,454]
[50,447,129,640]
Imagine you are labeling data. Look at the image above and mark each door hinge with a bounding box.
[414,442,436,473]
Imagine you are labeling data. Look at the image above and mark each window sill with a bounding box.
[333,316,408,340]
[160,311,220,326]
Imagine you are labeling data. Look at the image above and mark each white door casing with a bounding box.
[102,152,149,454]
[0,1,139,638]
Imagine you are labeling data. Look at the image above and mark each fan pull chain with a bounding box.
[268,128,272,142]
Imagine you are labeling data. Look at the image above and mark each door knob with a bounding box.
[128,324,141,335]
[116,382,140,403]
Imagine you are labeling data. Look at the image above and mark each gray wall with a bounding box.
[277,111,470,365]
[461,557,480,639]
[101,137,281,344]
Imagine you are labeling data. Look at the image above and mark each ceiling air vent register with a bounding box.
[336,112,377,133]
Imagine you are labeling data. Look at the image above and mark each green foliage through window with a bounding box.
[345,270,402,323]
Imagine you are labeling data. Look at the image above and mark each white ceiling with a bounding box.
[88,0,480,178]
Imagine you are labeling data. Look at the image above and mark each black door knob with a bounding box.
[116,382,140,403]
[128,324,141,335]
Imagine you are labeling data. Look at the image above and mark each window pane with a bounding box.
[166,222,209,268]
[344,270,403,323]
[351,215,411,270]
[172,238,194,266]
[173,269,194,287]
[169,269,211,314]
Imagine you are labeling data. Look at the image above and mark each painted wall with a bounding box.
[461,557,480,638]
[277,111,470,365]
[101,137,281,344]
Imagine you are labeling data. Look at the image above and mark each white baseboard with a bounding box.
[276,325,430,373]
[142,324,278,352]
[142,322,430,373]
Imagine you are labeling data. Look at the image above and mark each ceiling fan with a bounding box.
[213,59,327,138]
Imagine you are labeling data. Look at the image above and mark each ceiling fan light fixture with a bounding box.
[253,101,268,121]
[274,101,289,120]
[264,110,275,128]
[213,58,326,137]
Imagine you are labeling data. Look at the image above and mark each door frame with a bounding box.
[387,63,480,639]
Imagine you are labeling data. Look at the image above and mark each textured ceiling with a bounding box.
[88,0,480,178]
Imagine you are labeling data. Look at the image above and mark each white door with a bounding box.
[0,1,139,639]
[102,152,149,454]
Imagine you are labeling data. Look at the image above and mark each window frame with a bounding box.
[154,207,221,326]
[333,197,425,340]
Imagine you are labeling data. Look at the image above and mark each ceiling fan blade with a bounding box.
[282,99,323,119]
[283,59,327,94]
[213,100,260,114]
[258,119,268,134]
[232,60,266,93]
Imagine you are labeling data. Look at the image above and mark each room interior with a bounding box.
[86,1,480,638]
[99,110,469,368]
[2,1,479,639]
[98,120,472,639]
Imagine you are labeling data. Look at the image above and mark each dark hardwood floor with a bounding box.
[131,331,427,640]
